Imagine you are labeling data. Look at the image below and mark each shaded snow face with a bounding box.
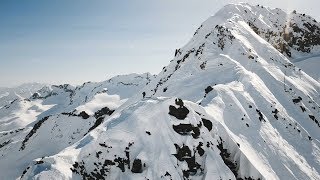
[295,55,320,82]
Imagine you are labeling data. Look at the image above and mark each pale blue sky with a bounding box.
[1,0,319,87]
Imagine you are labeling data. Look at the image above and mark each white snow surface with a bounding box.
[0,73,154,179]
[0,83,45,107]
[76,93,125,116]
[295,55,320,82]
[1,3,320,180]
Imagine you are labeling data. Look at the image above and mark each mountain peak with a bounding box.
[191,3,320,59]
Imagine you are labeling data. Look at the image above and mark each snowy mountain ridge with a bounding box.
[0,83,46,108]
[0,3,320,180]
[0,73,154,179]
[192,3,320,59]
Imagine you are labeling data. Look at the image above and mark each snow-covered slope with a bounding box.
[0,83,45,108]
[0,73,154,179]
[2,3,320,180]
[294,54,320,82]
[20,98,260,180]
[0,73,154,130]
[135,4,320,179]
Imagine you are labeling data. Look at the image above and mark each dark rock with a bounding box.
[94,107,114,119]
[175,98,184,106]
[20,116,50,150]
[308,115,320,127]
[173,144,192,161]
[61,112,77,117]
[200,61,207,70]
[196,43,205,56]
[131,159,143,173]
[164,171,171,177]
[172,124,193,135]
[0,140,11,149]
[104,159,115,166]
[272,109,279,120]
[194,25,203,36]
[183,155,201,177]
[31,92,40,99]
[169,105,189,120]
[70,161,93,179]
[309,115,315,121]
[86,107,115,134]
[175,49,178,56]
[78,111,90,119]
[87,117,105,134]
[196,142,205,156]
[173,143,202,178]
[172,124,200,138]
[168,99,189,120]
[217,137,238,178]
[35,160,44,164]
[214,25,235,50]
[248,55,255,59]
[99,143,112,148]
[96,151,102,158]
[292,97,302,104]
[202,118,213,131]
[205,86,213,94]
[256,109,265,122]
[114,157,128,172]
[20,166,30,179]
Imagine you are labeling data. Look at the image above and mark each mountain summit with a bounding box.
[1,3,320,180]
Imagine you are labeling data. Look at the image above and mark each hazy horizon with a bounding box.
[1,0,320,87]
